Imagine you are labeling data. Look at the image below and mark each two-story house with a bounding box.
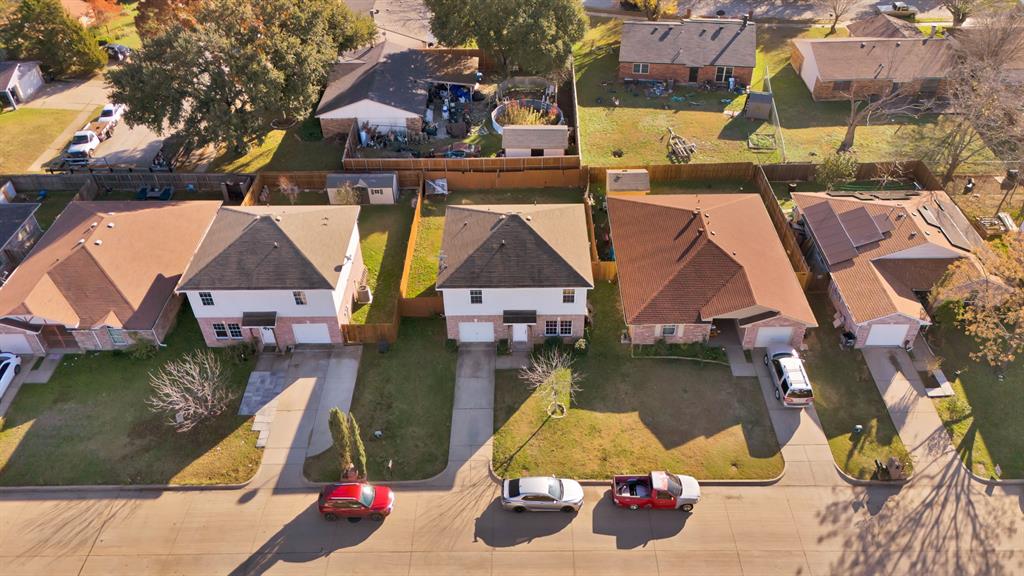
[177,205,366,350]
[436,204,594,347]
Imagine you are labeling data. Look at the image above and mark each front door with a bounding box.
[512,323,529,343]
[688,67,699,83]
[259,327,277,349]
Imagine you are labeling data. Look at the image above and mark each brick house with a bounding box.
[315,38,480,139]
[436,204,594,347]
[617,18,756,86]
[607,194,815,349]
[792,191,985,348]
[790,37,952,101]
[177,206,366,351]
[0,201,221,354]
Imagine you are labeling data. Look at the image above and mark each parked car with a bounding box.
[97,103,125,126]
[0,353,23,401]
[612,471,700,512]
[104,43,133,63]
[763,345,814,408]
[317,482,395,521]
[501,476,584,513]
[875,1,917,17]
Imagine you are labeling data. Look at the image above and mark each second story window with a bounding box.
[199,292,214,306]
[562,289,575,304]
[470,290,483,304]
[293,291,307,305]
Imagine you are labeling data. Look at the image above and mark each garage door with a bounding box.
[865,324,910,347]
[754,326,794,347]
[458,322,494,343]
[0,334,34,354]
[292,323,332,344]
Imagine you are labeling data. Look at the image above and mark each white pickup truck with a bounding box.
[64,118,115,164]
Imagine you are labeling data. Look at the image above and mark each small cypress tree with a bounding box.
[349,413,367,479]
[328,407,352,478]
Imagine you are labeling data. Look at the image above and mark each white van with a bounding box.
[764,346,814,408]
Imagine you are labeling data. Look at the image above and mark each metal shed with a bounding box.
[743,91,773,121]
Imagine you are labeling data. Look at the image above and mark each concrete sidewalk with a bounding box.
[862,347,959,483]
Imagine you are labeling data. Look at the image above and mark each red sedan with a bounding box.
[318,482,395,521]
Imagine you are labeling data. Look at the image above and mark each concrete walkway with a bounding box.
[862,347,959,484]
[753,354,840,486]
[307,346,362,457]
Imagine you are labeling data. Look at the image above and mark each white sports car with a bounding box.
[0,352,22,401]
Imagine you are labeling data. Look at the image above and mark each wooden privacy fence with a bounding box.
[342,309,400,344]
[0,173,91,190]
[344,155,581,172]
[399,296,445,317]
[753,165,811,289]
[398,187,427,300]
[588,163,756,184]
[591,261,617,282]
[422,168,586,189]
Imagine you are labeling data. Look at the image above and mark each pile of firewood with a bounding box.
[666,127,696,163]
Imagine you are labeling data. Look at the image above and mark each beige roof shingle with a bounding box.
[607,194,815,326]
[0,201,221,330]
[794,37,953,82]
[501,125,569,150]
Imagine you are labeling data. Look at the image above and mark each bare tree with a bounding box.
[817,0,856,35]
[941,0,981,27]
[147,350,235,432]
[519,348,583,418]
[277,176,300,205]
[839,85,929,152]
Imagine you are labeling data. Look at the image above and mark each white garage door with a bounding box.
[754,326,794,347]
[458,322,494,343]
[0,334,34,354]
[865,324,910,347]
[292,323,332,344]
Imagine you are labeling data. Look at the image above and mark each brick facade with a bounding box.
[739,315,808,350]
[791,43,948,102]
[445,314,586,344]
[320,117,355,139]
[828,280,921,348]
[618,62,754,86]
[197,315,346,349]
[628,323,712,345]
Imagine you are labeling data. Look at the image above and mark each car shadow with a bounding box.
[472,496,574,547]
[591,489,687,549]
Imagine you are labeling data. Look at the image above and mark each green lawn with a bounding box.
[304,318,456,481]
[801,295,913,479]
[574,20,997,168]
[0,108,82,172]
[930,308,1024,479]
[493,282,783,480]
[26,190,79,229]
[207,121,343,173]
[91,1,142,50]
[350,200,415,324]
[406,187,584,297]
[0,308,262,486]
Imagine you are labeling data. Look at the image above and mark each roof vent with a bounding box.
[275,215,282,222]
[909,231,918,238]
[895,41,901,48]
[106,222,115,229]
[93,239,102,246]
[90,222,98,228]
[860,42,866,48]
[77,238,85,245]
[525,216,532,221]
[710,230,716,235]
[273,241,279,248]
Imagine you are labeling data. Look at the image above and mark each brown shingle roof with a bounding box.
[619,19,757,68]
[436,204,593,289]
[0,201,221,330]
[607,194,815,326]
[793,192,980,324]
[847,14,925,39]
[501,125,569,150]
[178,205,360,291]
[794,37,953,82]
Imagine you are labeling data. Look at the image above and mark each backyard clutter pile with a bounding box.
[665,128,697,163]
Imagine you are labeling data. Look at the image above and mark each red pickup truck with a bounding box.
[611,471,701,512]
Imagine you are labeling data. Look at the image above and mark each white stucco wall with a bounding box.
[441,287,589,317]
[317,98,419,130]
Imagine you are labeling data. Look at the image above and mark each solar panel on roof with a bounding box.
[919,204,973,251]
[873,212,894,233]
[803,202,859,265]
[838,206,884,247]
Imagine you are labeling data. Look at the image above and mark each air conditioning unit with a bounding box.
[356,284,373,304]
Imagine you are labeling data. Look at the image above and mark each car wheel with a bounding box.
[629,504,639,510]
[513,506,526,514]
[370,513,385,522]
[775,388,781,400]
[87,149,94,157]
[763,354,769,366]
[681,503,694,512]
[560,506,576,513]
[14,364,21,374]
[323,513,338,522]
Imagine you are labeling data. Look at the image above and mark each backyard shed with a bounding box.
[326,173,399,204]
[743,91,773,120]
[502,125,569,157]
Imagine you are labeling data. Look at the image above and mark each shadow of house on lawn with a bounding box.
[351,200,414,324]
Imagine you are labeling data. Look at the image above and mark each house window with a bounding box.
[545,320,559,336]
[562,289,575,304]
[632,63,649,74]
[715,66,734,83]
[371,188,383,195]
[833,80,852,93]
[661,325,678,337]
[199,292,214,306]
[213,323,228,339]
[108,328,127,345]
[470,289,483,304]
[560,320,573,335]
[228,323,243,339]
[293,291,307,305]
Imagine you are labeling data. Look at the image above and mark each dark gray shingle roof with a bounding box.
[0,203,39,247]
[619,19,757,68]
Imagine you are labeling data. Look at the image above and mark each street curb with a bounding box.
[831,461,911,487]
[489,460,786,487]
[0,475,256,493]
[962,465,1024,486]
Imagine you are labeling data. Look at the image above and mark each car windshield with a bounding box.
[358,484,375,507]
[787,387,814,399]
[547,478,563,500]
[71,135,89,144]
[100,109,112,118]
[664,475,683,497]
[0,364,7,379]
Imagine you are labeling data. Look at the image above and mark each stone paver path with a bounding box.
[862,347,959,484]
